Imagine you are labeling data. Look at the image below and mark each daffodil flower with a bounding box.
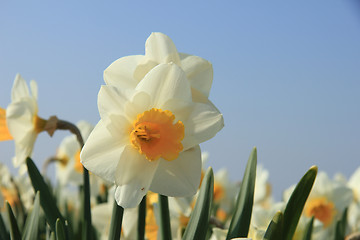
[81,63,224,208]
[104,32,214,103]
[55,121,94,186]
[0,74,46,168]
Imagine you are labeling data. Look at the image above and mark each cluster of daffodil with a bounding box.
[0,33,359,240]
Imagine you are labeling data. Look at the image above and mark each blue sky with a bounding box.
[1,1,359,198]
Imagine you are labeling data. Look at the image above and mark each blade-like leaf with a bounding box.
[56,218,66,240]
[182,167,214,240]
[137,195,146,240]
[282,166,318,240]
[158,194,172,240]
[82,168,92,240]
[302,216,314,240]
[226,147,257,239]
[22,191,41,240]
[335,208,348,240]
[108,200,124,240]
[263,211,283,240]
[6,202,21,240]
[26,157,66,232]
[0,212,10,240]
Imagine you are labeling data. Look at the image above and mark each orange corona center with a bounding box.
[305,197,336,227]
[130,108,184,161]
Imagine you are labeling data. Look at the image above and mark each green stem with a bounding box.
[158,194,172,240]
[108,200,124,240]
[137,195,147,240]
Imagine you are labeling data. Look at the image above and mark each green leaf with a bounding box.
[50,231,56,240]
[158,194,172,240]
[282,166,318,240]
[56,218,66,240]
[182,167,214,240]
[22,191,41,240]
[6,202,21,240]
[0,212,10,240]
[137,195,146,240]
[26,157,66,232]
[226,147,257,239]
[263,211,283,240]
[108,200,124,240]
[335,208,348,240]
[302,216,314,240]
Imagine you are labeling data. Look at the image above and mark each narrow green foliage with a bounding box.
[26,157,66,232]
[302,216,314,240]
[263,211,284,240]
[108,200,124,240]
[158,194,172,240]
[0,213,10,240]
[56,218,66,240]
[6,202,21,240]
[182,167,214,240]
[282,166,318,240]
[50,231,56,240]
[82,167,92,240]
[22,191,41,240]
[226,147,257,239]
[137,195,147,240]
[335,208,348,240]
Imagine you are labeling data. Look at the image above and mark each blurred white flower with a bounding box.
[56,121,94,186]
[284,171,353,239]
[347,167,360,233]
[104,32,214,103]
[254,164,273,209]
[0,74,46,167]
[81,63,223,208]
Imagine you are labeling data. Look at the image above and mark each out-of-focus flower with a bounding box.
[92,187,138,240]
[254,164,273,209]
[284,171,353,239]
[0,74,46,167]
[347,167,360,233]
[56,121,94,186]
[81,63,223,208]
[104,32,214,103]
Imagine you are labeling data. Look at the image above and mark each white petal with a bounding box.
[11,74,30,102]
[136,63,192,107]
[76,120,94,142]
[145,32,181,65]
[114,145,159,208]
[150,145,201,197]
[133,58,158,83]
[80,120,125,183]
[180,54,213,98]
[104,55,144,89]
[182,102,224,150]
[30,80,38,100]
[97,85,133,121]
[104,114,131,143]
[124,91,151,120]
[6,99,37,145]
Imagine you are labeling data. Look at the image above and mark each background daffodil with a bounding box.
[81,63,224,208]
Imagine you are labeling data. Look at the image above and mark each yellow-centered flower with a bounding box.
[81,63,223,208]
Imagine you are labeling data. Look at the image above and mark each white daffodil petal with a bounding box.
[181,55,213,98]
[104,114,131,143]
[182,103,224,150]
[97,85,133,120]
[161,99,193,123]
[150,145,201,197]
[145,32,181,65]
[104,55,144,89]
[114,145,159,208]
[80,120,125,183]
[11,74,30,102]
[6,101,36,144]
[115,145,159,186]
[136,63,192,107]
[30,80,38,100]
[124,91,151,120]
